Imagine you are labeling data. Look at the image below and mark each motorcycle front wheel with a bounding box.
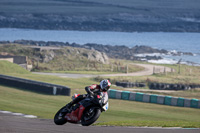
[81,107,101,126]
[54,106,68,125]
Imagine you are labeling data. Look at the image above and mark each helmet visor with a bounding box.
[102,85,110,91]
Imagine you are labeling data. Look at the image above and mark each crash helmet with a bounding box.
[100,79,111,91]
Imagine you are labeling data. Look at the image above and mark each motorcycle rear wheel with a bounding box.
[54,106,68,125]
[81,107,101,126]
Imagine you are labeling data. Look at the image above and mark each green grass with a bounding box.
[0,85,200,128]
[0,60,200,127]
[1,60,200,99]
[106,64,200,84]
[6,73,98,94]
[0,61,30,74]
[0,85,68,118]
[95,121,200,128]
[40,59,144,74]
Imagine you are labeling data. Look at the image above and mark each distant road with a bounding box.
[33,63,173,78]
[25,46,61,50]
[0,112,199,133]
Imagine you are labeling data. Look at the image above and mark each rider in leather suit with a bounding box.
[63,79,111,112]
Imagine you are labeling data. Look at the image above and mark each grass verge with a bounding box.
[95,120,200,128]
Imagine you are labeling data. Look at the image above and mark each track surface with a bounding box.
[0,113,199,133]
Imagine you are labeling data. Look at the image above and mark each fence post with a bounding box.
[111,64,113,72]
[87,64,89,71]
[153,66,155,74]
[126,64,128,74]
[164,67,166,75]
[189,69,192,75]
[117,64,120,72]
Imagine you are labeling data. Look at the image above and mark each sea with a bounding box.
[0,28,200,65]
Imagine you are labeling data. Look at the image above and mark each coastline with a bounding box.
[0,39,198,66]
[0,28,200,65]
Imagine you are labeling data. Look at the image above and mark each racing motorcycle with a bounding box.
[54,92,109,126]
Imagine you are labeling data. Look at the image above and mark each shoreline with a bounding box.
[1,39,198,66]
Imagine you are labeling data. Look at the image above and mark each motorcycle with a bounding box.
[54,92,109,126]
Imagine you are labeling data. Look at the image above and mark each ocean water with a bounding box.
[0,28,200,65]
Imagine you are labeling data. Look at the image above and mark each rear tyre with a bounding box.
[81,107,101,126]
[54,106,68,125]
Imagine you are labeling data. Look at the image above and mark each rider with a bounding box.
[63,79,111,112]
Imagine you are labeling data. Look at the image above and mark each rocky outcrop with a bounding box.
[38,47,110,64]
[168,50,194,56]
[86,50,109,64]
[131,45,167,54]
[83,43,168,61]
[42,50,55,63]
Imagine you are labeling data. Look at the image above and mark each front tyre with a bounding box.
[54,106,68,125]
[81,107,101,126]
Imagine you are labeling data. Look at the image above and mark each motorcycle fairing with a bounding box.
[65,105,85,123]
[79,97,94,108]
[64,92,109,123]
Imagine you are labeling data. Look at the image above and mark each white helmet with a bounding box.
[100,79,111,91]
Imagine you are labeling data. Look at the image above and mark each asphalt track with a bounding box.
[0,113,199,133]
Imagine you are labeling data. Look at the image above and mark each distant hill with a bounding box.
[0,0,200,32]
[0,43,110,71]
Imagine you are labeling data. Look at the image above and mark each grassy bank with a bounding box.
[0,61,30,74]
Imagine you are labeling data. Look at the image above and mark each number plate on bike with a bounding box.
[102,102,109,111]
